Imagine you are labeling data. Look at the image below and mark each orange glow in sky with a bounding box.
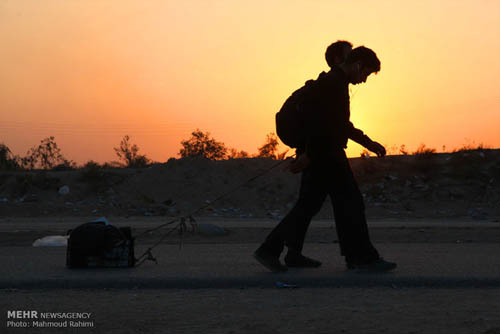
[1,0,499,163]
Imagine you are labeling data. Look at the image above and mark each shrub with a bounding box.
[228,148,249,159]
[114,135,150,168]
[360,149,371,159]
[83,160,101,169]
[179,129,227,160]
[21,137,70,170]
[0,143,20,170]
[453,142,491,153]
[102,161,123,169]
[257,133,288,160]
[52,161,77,171]
[79,160,104,185]
[413,144,437,156]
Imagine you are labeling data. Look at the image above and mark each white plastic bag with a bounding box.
[32,235,69,247]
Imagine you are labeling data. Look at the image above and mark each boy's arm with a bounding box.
[348,122,386,157]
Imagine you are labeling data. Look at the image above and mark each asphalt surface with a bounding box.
[1,218,500,334]
[1,218,499,290]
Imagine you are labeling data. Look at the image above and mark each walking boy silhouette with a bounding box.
[254,44,397,272]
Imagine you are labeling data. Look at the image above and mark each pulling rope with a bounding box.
[134,155,295,266]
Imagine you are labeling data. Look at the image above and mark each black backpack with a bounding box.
[275,79,317,149]
[66,222,135,268]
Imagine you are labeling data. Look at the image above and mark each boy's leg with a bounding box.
[325,158,379,265]
[256,168,326,269]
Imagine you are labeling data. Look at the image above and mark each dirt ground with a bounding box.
[1,149,499,221]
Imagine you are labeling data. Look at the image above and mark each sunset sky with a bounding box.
[1,0,499,164]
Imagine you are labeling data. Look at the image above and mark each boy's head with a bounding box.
[325,40,353,68]
[344,46,381,84]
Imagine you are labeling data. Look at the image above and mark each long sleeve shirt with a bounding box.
[297,66,372,162]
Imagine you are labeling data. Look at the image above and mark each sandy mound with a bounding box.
[0,150,499,221]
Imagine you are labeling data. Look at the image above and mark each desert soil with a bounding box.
[0,149,499,221]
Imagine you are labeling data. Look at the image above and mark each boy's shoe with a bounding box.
[253,248,288,273]
[347,258,397,272]
[284,254,322,268]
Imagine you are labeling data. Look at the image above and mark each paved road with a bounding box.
[1,219,500,334]
[1,243,500,290]
[0,219,499,289]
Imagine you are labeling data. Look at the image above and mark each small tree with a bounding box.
[257,133,288,159]
[114,135,150,168]
[257,133,279,158]
[0,143,20,170]
[179,129,227,160]
[22,136,70,170]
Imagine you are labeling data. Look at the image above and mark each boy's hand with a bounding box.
[288,154,311,174]
[367,141,386,157]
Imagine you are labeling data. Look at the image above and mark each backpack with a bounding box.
[66,222,135,268]
[275,78,317,149]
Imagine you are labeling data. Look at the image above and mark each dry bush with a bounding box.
[228,148,249,159]
[452,142,491,153]
[114,135,150,168]
[413,144,437,156]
